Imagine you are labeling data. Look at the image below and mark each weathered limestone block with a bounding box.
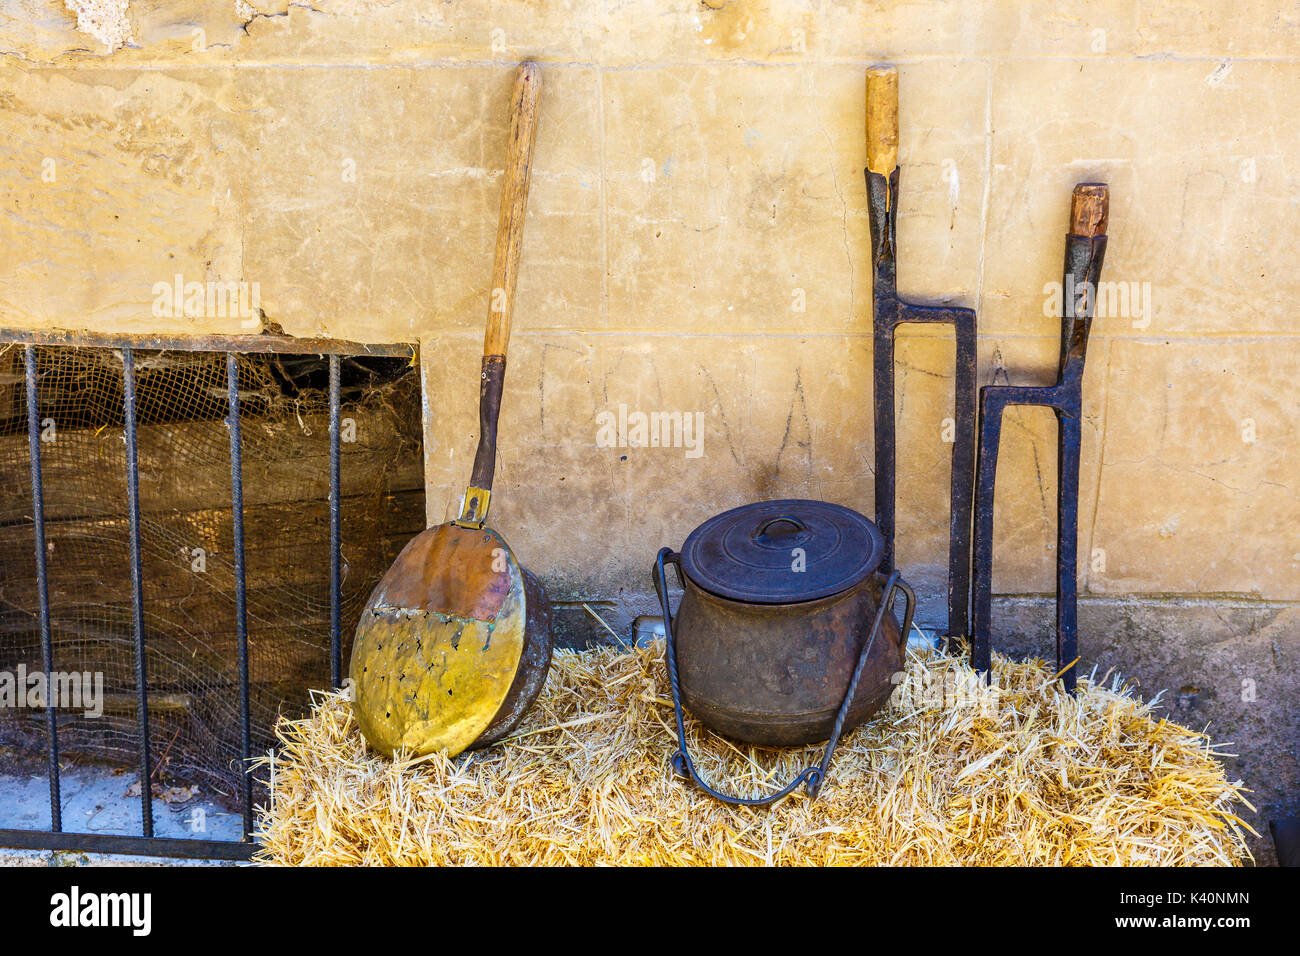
[983,59,1300,335]
[229,63,602,342]
[1135,1,1300,57]
[0,62,244,333]
[237,0,598,64]
[603,60,986,334]
[1092,339,1300,600]
[0,0,248,62]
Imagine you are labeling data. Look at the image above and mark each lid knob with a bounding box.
[753,515,807,545]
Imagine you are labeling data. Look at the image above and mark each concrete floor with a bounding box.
[0,754,247,866]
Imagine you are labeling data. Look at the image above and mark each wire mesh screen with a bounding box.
[0,344,423,804]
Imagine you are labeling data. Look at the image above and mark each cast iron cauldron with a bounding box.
[653,499,915,805]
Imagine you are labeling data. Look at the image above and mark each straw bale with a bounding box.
[254,643,1254,866]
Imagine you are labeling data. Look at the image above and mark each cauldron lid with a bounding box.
[680,499,884,604]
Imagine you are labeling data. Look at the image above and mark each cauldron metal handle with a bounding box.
[653,548,916,806]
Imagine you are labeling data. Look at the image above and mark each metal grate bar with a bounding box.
[121,347,154,838]
[225,353,254,839]
[0,827,257,861]
[328,353,343,688]
[0,327,413,358]
[23,345,61,832]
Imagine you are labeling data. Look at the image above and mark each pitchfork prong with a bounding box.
[970,184,1109,694]
[868,166,978,646]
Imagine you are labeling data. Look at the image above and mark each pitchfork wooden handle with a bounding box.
[866,66,898,176]
[483,61,541,360]
[1069,183,1109,238]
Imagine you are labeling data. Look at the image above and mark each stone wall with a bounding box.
[1,1,1297,858]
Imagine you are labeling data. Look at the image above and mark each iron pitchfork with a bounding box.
[970,183,1109,693]
[866,66,978,644]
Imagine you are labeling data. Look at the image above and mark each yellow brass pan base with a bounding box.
[350,522,550,758]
